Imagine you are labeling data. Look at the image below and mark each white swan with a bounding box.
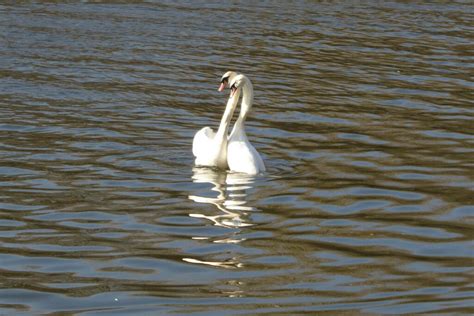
[226,74,266,175]
[192,72,240,169]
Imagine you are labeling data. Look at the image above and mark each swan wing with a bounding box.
[227,139,265,175]
[192,127,215,158]
[251,144,266,172]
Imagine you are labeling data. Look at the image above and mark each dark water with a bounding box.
[1,2,473,315]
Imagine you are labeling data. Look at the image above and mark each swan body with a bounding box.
[192,73,240,169]
[227,74,265,175]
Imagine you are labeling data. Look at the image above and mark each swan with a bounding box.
[226,74,266,175]
[192,72,240,169]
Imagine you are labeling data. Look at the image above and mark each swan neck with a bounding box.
[216,89,240,139]
[236,80,253,126]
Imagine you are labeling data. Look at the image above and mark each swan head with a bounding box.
[218,71,238,92]
[228,74,248,98]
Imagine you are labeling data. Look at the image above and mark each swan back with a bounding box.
[192,127,215,158]
[227,137,265,175]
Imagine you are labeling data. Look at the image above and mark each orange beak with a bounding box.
[218,82,225,92]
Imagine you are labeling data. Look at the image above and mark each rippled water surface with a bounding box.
[1,2,473,315]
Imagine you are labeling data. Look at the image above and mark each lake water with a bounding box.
[1,2,473,315]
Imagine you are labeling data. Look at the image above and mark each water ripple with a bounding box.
[0,1,473,315]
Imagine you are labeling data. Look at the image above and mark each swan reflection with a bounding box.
[182,257,243,269]
[188,167,257,229]
[185,168,258,271]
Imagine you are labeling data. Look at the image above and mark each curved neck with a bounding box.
[234,79,253,129]
[216,89,241,139]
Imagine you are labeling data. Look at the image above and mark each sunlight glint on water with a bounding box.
[0,2,473,315]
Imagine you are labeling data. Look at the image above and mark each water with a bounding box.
[1,2,473,315]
